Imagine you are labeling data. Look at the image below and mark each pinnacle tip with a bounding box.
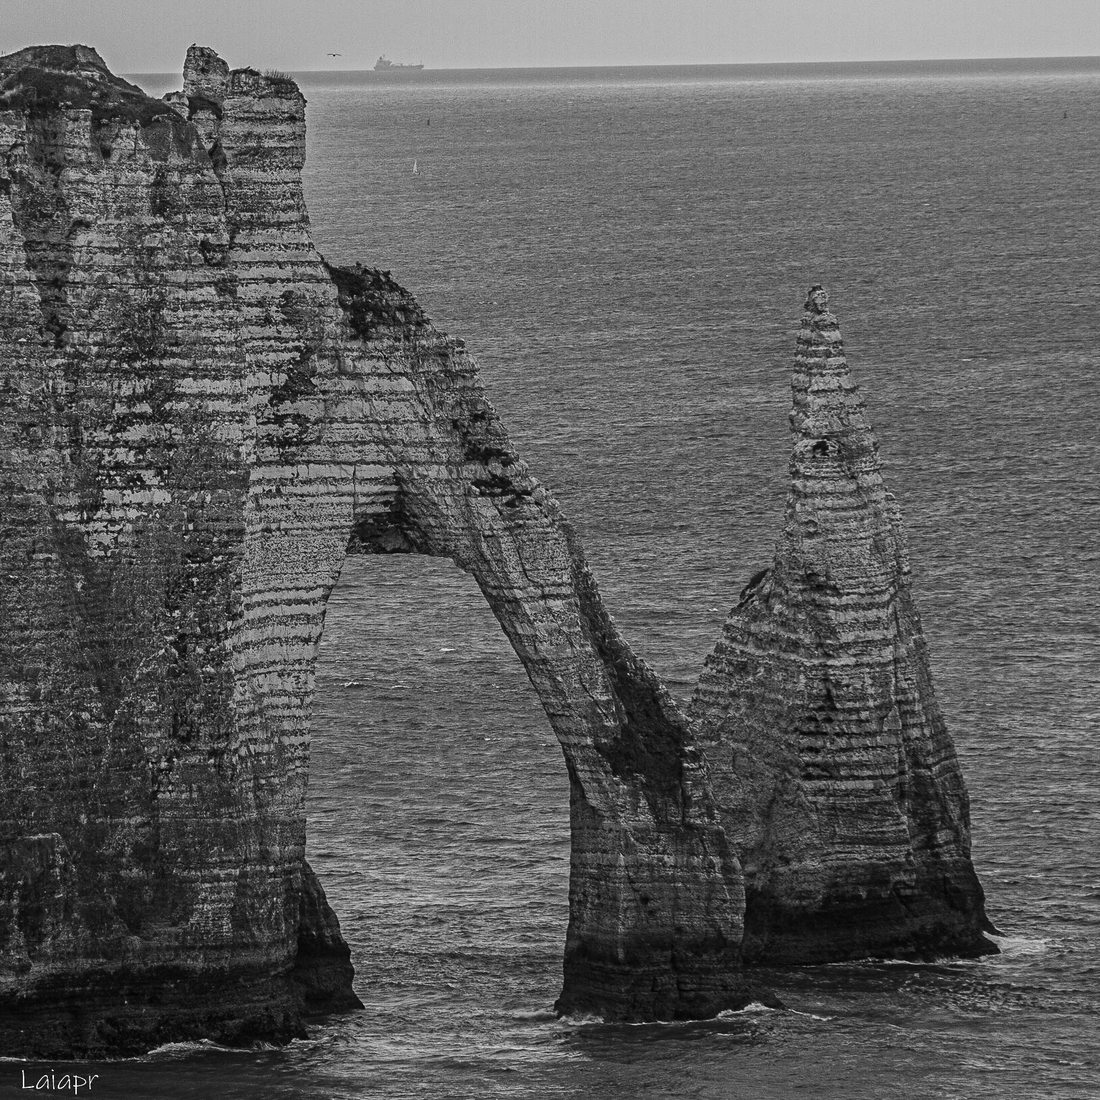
[805,285,829,314]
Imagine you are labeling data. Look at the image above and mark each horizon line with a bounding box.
[120,52,1100,76]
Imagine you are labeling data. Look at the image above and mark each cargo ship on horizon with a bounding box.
[374,55,424,71]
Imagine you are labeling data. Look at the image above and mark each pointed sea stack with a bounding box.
[692,287,997,963]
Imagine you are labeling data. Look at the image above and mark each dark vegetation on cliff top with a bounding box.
[324,261,430,339]
[0,45,178,127]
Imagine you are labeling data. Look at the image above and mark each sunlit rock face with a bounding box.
[0,45,749,1055]
[692,287,997,964]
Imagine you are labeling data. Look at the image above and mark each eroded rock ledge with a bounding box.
[0,46,994,1056]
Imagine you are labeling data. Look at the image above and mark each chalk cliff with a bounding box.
[0,47,992,1056]
[692,287,995,962]
[0,45,746,1055]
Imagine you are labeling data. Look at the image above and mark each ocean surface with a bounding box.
[9,58,1100,1099]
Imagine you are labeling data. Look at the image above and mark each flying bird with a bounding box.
[327,52,342,57]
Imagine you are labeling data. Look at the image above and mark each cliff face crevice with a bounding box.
[0,47,993,1056]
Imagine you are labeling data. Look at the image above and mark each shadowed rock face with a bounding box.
[692,287,997,963]
[0,48,992,1056]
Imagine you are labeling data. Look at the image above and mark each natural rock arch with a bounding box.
[0,45,993,1056]
[303,262,749,1024]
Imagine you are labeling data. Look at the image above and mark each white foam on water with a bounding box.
[716,1001,779,1019]
[987,935,1054,958]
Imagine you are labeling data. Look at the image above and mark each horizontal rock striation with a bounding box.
[691,287,996,963]
[0,45,752,1054]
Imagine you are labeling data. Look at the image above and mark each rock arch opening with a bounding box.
[307,552,569,1008]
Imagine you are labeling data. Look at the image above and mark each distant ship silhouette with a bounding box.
[374,55,424,71]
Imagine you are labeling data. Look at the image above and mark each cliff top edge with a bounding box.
[0,44,300,124]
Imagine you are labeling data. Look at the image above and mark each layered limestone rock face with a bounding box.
[0,45,747,1055]
[691,287,996,963]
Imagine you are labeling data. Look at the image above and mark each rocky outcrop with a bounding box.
[691,287,996,963]
[0,44,748,1055]
[0,46,993,1056]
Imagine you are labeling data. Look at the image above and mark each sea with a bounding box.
[6,57,1100,1099]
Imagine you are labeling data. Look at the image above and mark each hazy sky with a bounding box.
[2,0,1098,73]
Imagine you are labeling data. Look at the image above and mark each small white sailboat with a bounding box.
[412,158,420,176]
